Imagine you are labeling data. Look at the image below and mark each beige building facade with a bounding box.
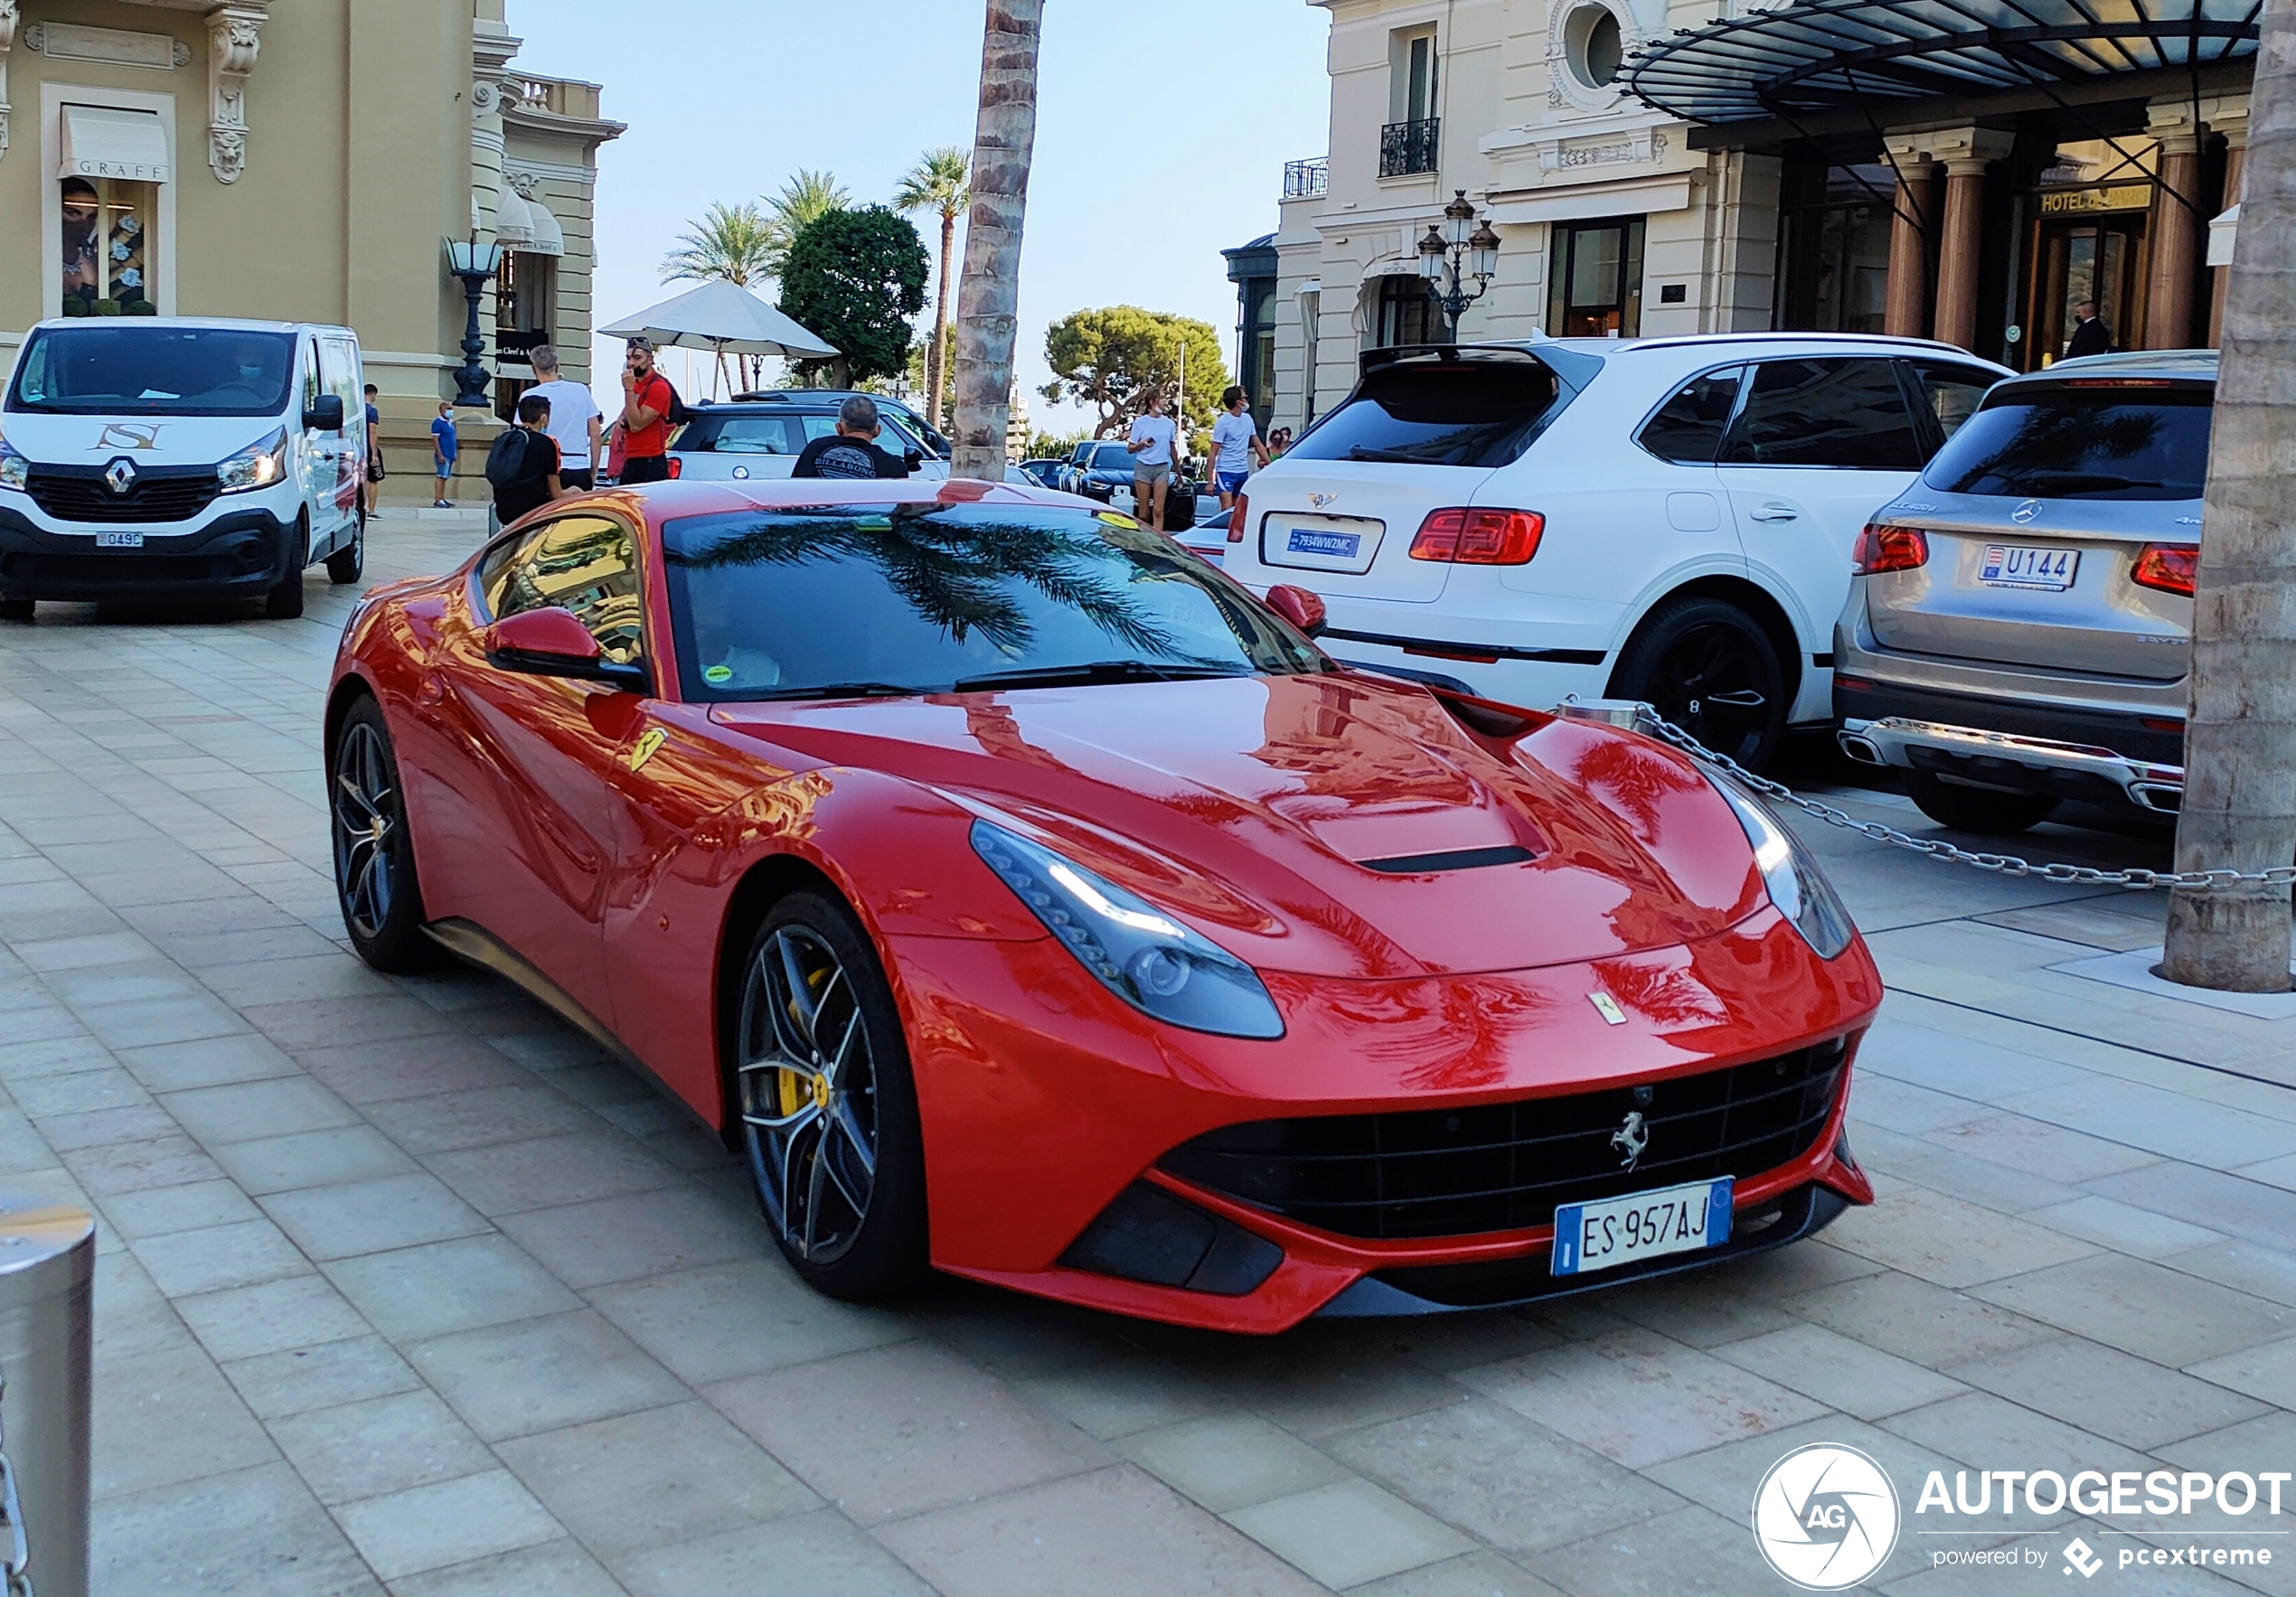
[0,0,618,495]
[1256,0,2250,437]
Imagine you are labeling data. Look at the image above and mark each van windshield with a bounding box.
[6,326,297,418]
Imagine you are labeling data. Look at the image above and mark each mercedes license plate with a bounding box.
[95,531,145,550]
[1980,543,2077,591]
[1551,1177,1732,1277]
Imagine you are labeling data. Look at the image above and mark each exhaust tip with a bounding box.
[2130,782,2183,814]
[1838,733,1885,766]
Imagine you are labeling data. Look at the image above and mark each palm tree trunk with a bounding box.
[951,1,1043,481]
[2160,0,2296,992]
[927,212,957,433]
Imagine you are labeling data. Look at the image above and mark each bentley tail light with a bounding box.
[2131,542,2198,597]
[1227,493,1247,544]
[1408,508,1544,566]
[1850,524,1929,575]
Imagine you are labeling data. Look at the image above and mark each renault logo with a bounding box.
[103,457,138,496]
[2010,498,2043,524]
[1611,1111,1650,1171]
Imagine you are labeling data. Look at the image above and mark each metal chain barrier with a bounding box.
[0,1375,33,1597]
[1615,703,2296,895]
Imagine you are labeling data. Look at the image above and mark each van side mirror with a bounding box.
[305,393,346,432]
[483,606,649,691]
[1265,584,1328,638]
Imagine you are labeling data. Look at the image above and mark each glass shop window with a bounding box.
[60,177,159,318]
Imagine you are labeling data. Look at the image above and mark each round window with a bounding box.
[1565,5,1623,89]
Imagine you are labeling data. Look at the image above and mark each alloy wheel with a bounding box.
[1644,620,1777,766]
[737,925,881,1264]
[331,721,399,940]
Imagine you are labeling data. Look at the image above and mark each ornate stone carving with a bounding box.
[0,0,19,163]
[502,167,541,201]
[25,20,187,70]
[205,4,265,183]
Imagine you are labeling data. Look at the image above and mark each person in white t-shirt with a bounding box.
[1125,389,1180,531]
[522,344,605,491]
[1209,386,1270,511]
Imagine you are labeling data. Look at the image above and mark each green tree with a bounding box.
[1040,306,1228,438]
[895,147,972,435]
[778,206,929,390]
[1026,427,1088,461]
[661,201,776,287]
[764,169,851,279]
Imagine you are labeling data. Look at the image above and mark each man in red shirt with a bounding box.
[617,336,675,484]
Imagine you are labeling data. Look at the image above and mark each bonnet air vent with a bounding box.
[1358,845,1537,875]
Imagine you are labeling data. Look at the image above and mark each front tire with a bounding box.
[265,521,309,618]
[1610,596,1788,772]
[330,696,436,971]
[326,511,365,585]
[732,892,927,1301]
[1908,772,2060,834]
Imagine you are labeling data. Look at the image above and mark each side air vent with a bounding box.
[1359,844,1537,875]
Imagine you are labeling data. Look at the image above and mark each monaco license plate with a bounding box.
[1551,1177,1732,1277]
[95,531,144,550]
[1980,543,2077,591]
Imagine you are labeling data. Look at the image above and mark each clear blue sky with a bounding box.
[506,0,1332,439]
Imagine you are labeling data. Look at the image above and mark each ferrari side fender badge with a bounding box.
[1588,991,1628,1026]
[627,728,667,772]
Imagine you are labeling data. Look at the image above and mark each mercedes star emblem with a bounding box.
[104,457,138,496]
[1611,1111,1649,1171]
[2010,498,2042,524]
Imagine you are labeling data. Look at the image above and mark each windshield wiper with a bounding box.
[952,660,1250,692]
[1345,446,1440,463]
[748,681,920,702]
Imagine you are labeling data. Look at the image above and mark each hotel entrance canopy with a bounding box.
[1618,0,2260,127]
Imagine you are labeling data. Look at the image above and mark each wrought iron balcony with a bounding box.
[1380,117,1440,178]
[1284,157,1329,198]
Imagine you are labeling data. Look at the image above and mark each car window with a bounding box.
[1721,358,1923,469]
[660,503,1326,700]
[1921,383,2213,501]
[1088,444,1134,470]
[1636,365,1744,465]
[1906,360,1997,448]
[1284,358,1563,468]
[682,415,808,455]
[478,512,645,664]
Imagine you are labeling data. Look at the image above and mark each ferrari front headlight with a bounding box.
[217,427,287,493]
[1710,776,1858,960]
[970,819,1284,1038]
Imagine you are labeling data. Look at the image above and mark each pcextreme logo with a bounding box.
[1752,1444,1901,1590]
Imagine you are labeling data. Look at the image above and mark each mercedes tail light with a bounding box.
[1408,508,1544,566]
[1850,523,1929,575]
[1227,493,1247,544]
[2131,542,2198,597]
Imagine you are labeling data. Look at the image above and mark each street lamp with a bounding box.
[1416,191,1501,343]
[444,236,505,409]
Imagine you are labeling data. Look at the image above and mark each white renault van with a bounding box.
[0,318,369,619]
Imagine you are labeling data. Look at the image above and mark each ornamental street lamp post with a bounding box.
[1417,190,1502,343]
[445,237,505,409]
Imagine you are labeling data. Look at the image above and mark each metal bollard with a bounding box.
[0,1200,95,1597]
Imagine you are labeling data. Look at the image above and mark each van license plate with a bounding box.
[1287,528,1360,559]
[1551,1177,1733,1277]
[95,531,144,550]
[1980,543,2077,591]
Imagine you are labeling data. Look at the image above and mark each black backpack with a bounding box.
[659,378,692,427]
[484,427,532,487]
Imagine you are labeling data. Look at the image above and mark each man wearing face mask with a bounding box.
[618,337,676,485]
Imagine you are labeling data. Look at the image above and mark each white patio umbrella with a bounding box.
[601,279,838,396]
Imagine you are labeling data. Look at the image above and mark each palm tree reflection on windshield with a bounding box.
[1949,404,2168,494]
[667,511,1194,662]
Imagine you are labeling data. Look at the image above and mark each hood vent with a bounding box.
[1358,844,1536,875]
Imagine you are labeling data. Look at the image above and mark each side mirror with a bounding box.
[483,606,648,691]
[305,393,346,432]
[905,449,925,470]
[1265,583,1328,639]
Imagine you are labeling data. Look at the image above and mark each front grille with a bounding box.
[25,467,222,524]
[1159,1038,1849,1240]
[0,550,267,587]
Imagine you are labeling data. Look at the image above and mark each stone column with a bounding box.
[1927,129,2016,352]
[2145,103,2204,350]
[2207,97,2251,348]
[1883,160,1936,339]
[203,4,268,183]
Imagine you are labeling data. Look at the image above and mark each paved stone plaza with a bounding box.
[3,512,2295,1594]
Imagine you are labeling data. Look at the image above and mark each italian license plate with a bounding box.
[1980,543,2077,591]
[1552,1177,1733,1277]
[1287,528,1360,559]
[95,531,144,550]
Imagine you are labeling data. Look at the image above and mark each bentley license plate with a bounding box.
[1551,1177,1732,1277]
[1979,543,2077,591]
[96,531,144,550]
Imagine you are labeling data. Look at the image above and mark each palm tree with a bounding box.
[764,169,851,280]
[2160,0,2296,992]
[896,148,972,434]
[949,2,1044,481]
[661,202,776,391]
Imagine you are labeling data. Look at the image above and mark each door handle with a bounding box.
[1749,503,1799,522]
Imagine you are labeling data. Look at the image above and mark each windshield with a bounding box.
[677,409,923,456]
[1285,359,1561,467]
[663,503,1329,701]
[1087,443,1135,471]
[1923,385,2213,501]
[7,326,296,418]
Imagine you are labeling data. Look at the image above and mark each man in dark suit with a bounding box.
[2065,300,2113,360]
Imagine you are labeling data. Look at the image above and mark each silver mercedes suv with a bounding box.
[1832,350,2211,833]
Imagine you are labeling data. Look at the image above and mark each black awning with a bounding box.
[1619,0,2259,126]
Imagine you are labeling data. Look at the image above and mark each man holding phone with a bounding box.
[618,336,675,485]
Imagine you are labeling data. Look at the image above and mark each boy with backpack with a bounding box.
[487,393,566,529]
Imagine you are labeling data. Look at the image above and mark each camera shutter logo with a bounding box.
[1751,1443,1900,1590]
